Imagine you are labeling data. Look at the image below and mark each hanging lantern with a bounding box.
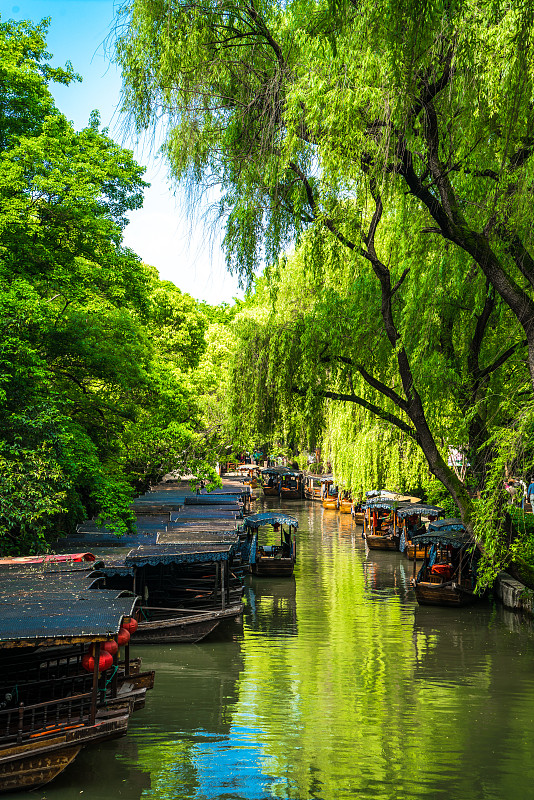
[273,523,280,531]
[117,626,130,646]
[89,640,118,657]
[81,650,113,673]
[122,618,138,635]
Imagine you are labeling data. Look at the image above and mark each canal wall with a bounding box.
[494,571,534,617]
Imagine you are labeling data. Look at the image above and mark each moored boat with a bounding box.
[304,474,323,501]
[395,503,444,559]
[410,519,479,607]
[134,605,243,644]
[338,492,353,514]
[321,477,338,509]
[0,566,141,793]
[279,470,304,499]
[362,495,401,549]
[237,463,261,488]
[244,512,298,576]
[261,466,289,497]
[102,542,245,642]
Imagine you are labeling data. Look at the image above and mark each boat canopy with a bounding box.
[261,466,290,475]
[412,518,471,548]
[412,529,472,548]
[365,489,399,498]
[395,504,444,519]
[428,518,466,532]
[243,512,299,530]
[320,474,333,483]
[363,498,404,510]
[0,569,136,646]
[124,542,235,567]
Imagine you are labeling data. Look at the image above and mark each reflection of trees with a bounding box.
[100,495,534,800]
[118,641,244,799]
[411,606,534,799]
[51,738,152,800]
[237,499,534,800]
[238,501,419,799]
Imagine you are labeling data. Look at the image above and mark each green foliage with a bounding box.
[0,17,222,554]
[474,404,534,587]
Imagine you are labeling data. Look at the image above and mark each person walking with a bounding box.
[527,478,534,509]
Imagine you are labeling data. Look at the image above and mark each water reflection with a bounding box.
[246,576,298,637]
[29,495,534,800]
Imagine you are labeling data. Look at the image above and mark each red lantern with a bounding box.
[122,618,138,635]
[117,626,130,646]
[81,650,113,673]
[90,640,118,657]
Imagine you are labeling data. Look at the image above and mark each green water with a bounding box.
[34,498,534,799]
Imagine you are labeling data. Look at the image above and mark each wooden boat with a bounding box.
[362,498,399,549]
[0,700,132,793]
[321,478,338,510]
[338,495,353,514]
[244,512,298,576]
[261,466,289,497]
[237,463,261,488]
[304,474,323,501]
[394,502,444,560]
[362,491,425,550]
[279,470,304,499]
[133,604,244,644]
[410,519,479,607]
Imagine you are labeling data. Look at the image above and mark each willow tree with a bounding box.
[116,0,534,535]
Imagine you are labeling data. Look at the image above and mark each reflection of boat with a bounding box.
[138,638,244,736]
[246,576,297,637]
[352,508,365,524]
[135,605,244,644]
[411,519,478,606]
[338,493,353,514]
[244,513,298,576]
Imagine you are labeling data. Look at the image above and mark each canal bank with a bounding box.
[15,495,534,800]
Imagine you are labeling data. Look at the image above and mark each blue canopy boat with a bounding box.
[410,519,479,606]
[243,513,298,576]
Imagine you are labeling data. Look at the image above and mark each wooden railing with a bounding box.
[0,691,92,745]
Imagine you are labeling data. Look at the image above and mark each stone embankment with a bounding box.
[494,572,534,616]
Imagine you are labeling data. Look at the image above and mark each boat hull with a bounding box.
[365,534,398,550]
[0,711,130,793]
[263,487,279,497]
[413,580,477,607]
[352,512,365,524]
[251,557,295,577]
[134,605,243,644]
[280,489,301,500]
[404,544,426,560]
[339,501,352,514]
[322,499,338,510]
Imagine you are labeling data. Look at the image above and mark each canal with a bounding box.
[33,497,534,800]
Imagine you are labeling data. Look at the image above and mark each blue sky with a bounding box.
[1,0,244,305]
